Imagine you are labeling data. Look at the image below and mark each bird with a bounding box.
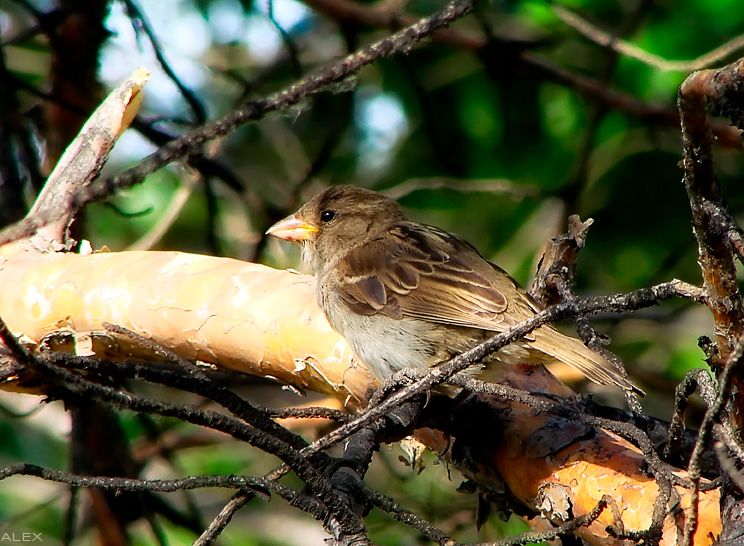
[266,185,641,395]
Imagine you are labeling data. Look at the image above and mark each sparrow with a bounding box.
[267,185,641,394]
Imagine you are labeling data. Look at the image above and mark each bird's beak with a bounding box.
[266,214,319,242]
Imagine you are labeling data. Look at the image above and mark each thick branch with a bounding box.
[678,58,744,364]
[677,65,744,541]
[0,249,720,544]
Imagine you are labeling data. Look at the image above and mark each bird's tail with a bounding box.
[534,327,644,396]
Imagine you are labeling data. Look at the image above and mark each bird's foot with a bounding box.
[369,368,428,407]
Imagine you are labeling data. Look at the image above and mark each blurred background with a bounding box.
[1,0,743,543]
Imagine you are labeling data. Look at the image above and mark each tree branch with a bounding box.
[0,248,721,544]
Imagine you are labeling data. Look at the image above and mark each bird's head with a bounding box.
[266,185,405,271]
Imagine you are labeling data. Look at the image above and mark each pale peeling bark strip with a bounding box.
[0,248,370,407]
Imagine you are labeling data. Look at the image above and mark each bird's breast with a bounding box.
[318,279,471,379]
[315,274,537,381]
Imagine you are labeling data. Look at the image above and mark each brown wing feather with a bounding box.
[334,222,514,331]
[333,221,642,394]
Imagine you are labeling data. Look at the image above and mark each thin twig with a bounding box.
[486,495,612,546]
[383,178,539,201]
[122,0,207,124]
[554,5,744,72]
[0,463,269,495]
[362,484,459,545]
[265,0,303,77]
[126,172,197,251]
[193,491,252,546]
[681,333,744,546]
[714,442,744,494]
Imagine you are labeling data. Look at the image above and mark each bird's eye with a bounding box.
[320,210,337,223]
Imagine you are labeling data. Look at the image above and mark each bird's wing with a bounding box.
[333,222,643,393]
[334,223,528,331]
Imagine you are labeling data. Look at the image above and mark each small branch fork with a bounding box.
[529,215,643,411]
